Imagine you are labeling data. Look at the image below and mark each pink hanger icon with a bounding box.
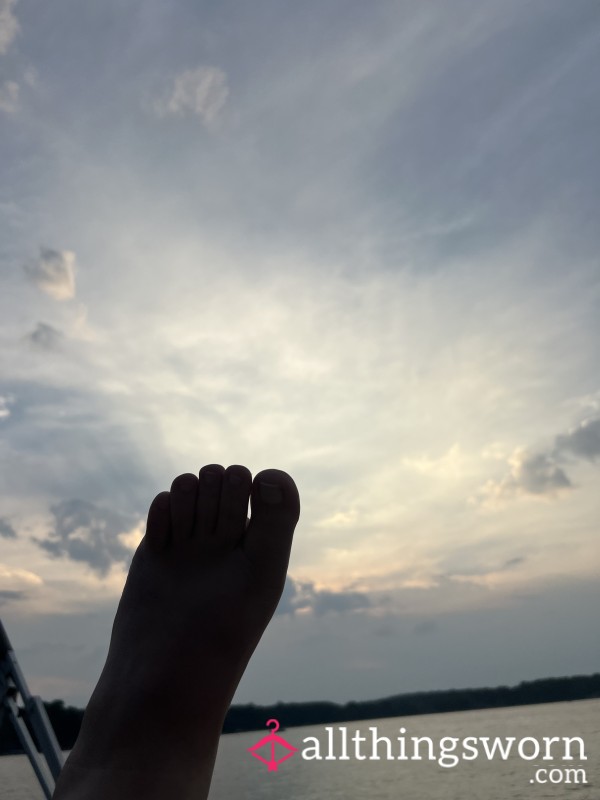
[247,719,298,772]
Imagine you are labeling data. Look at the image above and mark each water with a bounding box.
[1,700,597,799]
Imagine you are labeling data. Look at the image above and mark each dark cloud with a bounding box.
[28,322,64,349]
[0,590,27,606]
[513,452,572,495]
[275,578,323,615]
[483,414,600,503]
[555,417,600,462]
[0,517,17,538]
[502,556,525,570]
[275,577,372,617]
[275,577,303,615]
[34,499,137,576]
[23,247,76,300]
[313,589,371,616]
[481,448,572,504]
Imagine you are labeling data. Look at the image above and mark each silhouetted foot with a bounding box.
[53,464,300,798]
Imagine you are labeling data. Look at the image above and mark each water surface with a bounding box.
[0,699,597,799]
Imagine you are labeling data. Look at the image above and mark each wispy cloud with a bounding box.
[0,564,43,589]
[23,248,77,301]
[0,0,19,55]
[0,79,18,112]
[402,444,466,480]
[150,66,229,126]
[0,394,14,419]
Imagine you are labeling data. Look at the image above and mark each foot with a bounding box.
[53,464,300,799]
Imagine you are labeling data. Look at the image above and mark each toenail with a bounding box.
[204,471,218,486]
[259,481,283,504]
[229,473,242,486]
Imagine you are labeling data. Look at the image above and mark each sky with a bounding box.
[1,0,599,709]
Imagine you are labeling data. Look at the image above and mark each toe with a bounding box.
[194,464,225,541]
[214,465,253,548]
[170,473,199,546]
[244,469,300,584]
[145,491,171,554]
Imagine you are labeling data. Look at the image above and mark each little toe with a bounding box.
[244,468,300,586]
[170,473,199,546]
[145,491,171,554]
[214,465,253,548]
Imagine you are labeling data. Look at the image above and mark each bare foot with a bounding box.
[52,464,300,799]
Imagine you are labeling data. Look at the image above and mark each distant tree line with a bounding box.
[1,673,599,755]
[223,673,600,732]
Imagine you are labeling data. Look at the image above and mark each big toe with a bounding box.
[243,469,300,587]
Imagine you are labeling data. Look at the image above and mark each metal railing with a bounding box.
[0,619,65,799]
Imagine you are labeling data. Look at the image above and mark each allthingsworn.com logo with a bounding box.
[248,721,588,785]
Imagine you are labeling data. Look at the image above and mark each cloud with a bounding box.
[0,79,18,113]
[477,413,600,507]
[402,443,465,480]
[28,322,64,350]
[313,589,371,616]
[506,451,573,495]
[23,65,37,87]
[0,0,19,54]
[478,448,572,507]
[151,66,229,126]
[0,394,14,419]
[0,589,26,606]
[23,248,77,300]
[276,577,371,616]
[554,417,600,462]
[440,552,527,584]
[0,381,160,523]
[502,556,525,570]
[0,564,43,586]
[0,517,16,538]
[274,577,300,615]
[34,499,139,576]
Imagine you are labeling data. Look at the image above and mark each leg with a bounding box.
[52,464,300,800]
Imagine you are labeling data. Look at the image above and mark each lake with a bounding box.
[0,699,597,799]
